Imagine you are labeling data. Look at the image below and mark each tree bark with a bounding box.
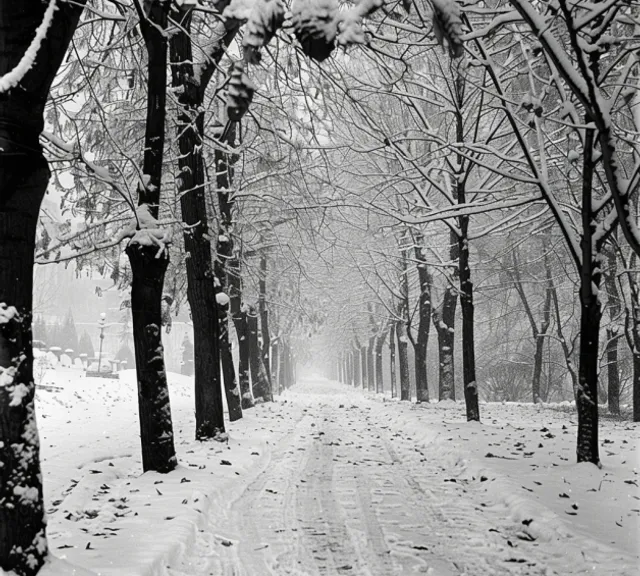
[218,303,242,420]
[360,345,367,390]
[375,327,388,394]
[353,345,361,387]
[215,137,243,420]
[170,8,225,439]
[576,126,601,465]
[397,321,411,401]
[259,252,272,384]
[458,218,479,421]
[433,239,457,403]
[126,246,178,472]
[604,247,621,415]
[271,340,279,395]
[414,237,432,403]
[389,324,397,398]
[234,303,253,409]
[367,335,376,391]
[452,70,479,421]
[248,305,272,402]
[0,2,85,571]
[0,156,50,576]
[126,0,178,472]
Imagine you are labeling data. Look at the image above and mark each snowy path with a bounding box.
[166,380,635,576]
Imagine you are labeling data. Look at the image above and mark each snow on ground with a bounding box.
[10,370,638,575]
[28,367,305,576]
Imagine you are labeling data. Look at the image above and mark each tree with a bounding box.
[125,0,178,474]
[77,331,95,359]
[59,308,79,353]
[0,1,86,572]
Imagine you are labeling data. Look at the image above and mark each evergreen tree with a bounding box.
[60,309,79,352]
[78,331,95,359]
[115,344,135,368]
[32,316,48,347]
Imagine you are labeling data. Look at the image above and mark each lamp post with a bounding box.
[97,312,106,373]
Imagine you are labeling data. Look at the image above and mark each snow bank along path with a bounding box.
[20,370,639,575]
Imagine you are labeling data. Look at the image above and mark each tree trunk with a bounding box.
[367,335,376,391]
[433,276,457,401]
[215,144,243,420]
[248,305,272,402]
[235,305,253,408]
[458,219,480,421]
[271,340,280,395]
[361,345,367,390]
[451,69,480,421]
[532,338,545,401]
[259,252,271,384]
[634,346,640,423]
[170,10,225,439]
[278,339,288,391]
[397,321,411,401]
[604,247,621,415]
[353,346,361,387]
[126,0,179,471]
[389,324,397,398]
[126,245,178,471]
[375,328,388,393]
[576,126,600,465]
[219,306,242,420]
[0,155,50,576]
[0,2,85,571]
[576,288,601,464]
[414,238,432,403]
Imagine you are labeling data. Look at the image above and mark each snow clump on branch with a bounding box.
[0,0,58,93]
[291,0,339,62]
[241,0,286,64]
[128,204,173,258]
[430,0,464,59]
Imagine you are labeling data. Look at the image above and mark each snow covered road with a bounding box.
[166,379,638,576]
[32,371,637,575]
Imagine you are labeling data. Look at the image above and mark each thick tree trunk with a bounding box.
[0,156,50,576]
[389,324,397,398]
[361,345,367,390]
[458,219,480,421]
[126,246,178,471]
[414,239,432,403]
[397,321,411,401]
[248,305,272,402]
[576,290,601,464]
[433,288,457,401]
[125,0,179,472]
[170,10,225,439]
[0,2,86,572]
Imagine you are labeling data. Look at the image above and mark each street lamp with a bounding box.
[97,312,106,373]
